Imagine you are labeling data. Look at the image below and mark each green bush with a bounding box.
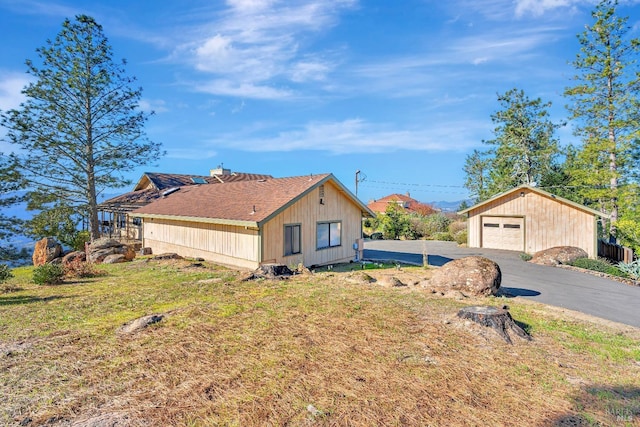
[454,230,468,245]
[520,253,533,261]
[570,258,627,278]
[33,263,65,285]
[617,260,640,280]
[71,230,91,251]
[430,231,454,241]
[0,264,13,283]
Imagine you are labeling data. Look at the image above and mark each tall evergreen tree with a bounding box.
[564,0,640,238]
[0,154,26,261]
[1,15,163,241]
[463,88,562,202]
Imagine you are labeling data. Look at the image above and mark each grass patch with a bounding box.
[1,258,639,426]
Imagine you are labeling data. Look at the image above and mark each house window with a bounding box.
[504,224,521,229]
[284,224,301,256]
[483,223,499,228]
[317,221,341,249]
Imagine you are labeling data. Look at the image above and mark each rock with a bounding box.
[378,276,406,287]
[88,238,135,263]
[103,254,126,264]
[117,314,165,335]
[62,251,87,266]
[530,246,588,266]
[429,256,501,296]
[32,237,63,266]
[151,253,183,260]
[243,264,295,280]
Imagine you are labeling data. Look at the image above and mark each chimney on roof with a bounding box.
[210,163,231,176]
[406,191,410,197]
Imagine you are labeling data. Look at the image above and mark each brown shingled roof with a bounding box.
[133,174,373,225]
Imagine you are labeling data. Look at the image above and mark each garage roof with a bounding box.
[458,185,610,218]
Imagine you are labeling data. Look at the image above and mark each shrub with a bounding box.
[0,264,13,283]
[64,259,105,278]
[454,230,468,245]
[448,220,467,236]
[430,231,453,241]
[71,230,91,252]
[520,253,533,261]
[33,263,65,285]
[421,213,451,239]
[617,260,640,280]
[570,258,627,278]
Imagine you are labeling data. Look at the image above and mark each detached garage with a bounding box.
[459,185,608,258]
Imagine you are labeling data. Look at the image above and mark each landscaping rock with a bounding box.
[378,276,407,287]
[429,256,501,296]
[243,264,294,280]
[117,314,165,335]
[530,246,588,266]
[151,253,183,260]
[88,238,135,263]
[32,237,63,266]
[62,251,87,266]
[103,254,126,264]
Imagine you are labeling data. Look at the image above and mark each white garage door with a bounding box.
[481,216,524,251]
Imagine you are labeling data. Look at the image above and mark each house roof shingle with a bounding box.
[132,173,374,226]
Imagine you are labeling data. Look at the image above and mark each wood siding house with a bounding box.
[459,185,608,258]
[133,174,374,269]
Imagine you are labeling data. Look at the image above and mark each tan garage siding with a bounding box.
[262,180,362,266]
[142,218,261,269]
[466,187,600,257]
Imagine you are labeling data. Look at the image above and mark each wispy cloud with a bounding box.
[138,98,169,113]
[172,0,356,99]
[0,0,78,18]
[205,118,487,154]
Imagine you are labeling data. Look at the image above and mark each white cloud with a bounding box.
[166,147,218,160]
[0,71,30,111]
[138,99,169,113]
[206,118,486,154]
[514,0,575,17]
[175,0,356,99]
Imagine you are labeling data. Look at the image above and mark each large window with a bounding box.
[284,224,301,256]
[317,221,341,249]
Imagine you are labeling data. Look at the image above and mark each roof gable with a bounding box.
[133,174,374,226]
[458,185,609,218]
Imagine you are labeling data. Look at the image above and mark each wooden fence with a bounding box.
[598,240,634,263]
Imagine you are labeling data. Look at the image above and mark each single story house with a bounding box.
[132,173,375,269]
[367,192,436,215]
[458,185,608,258]
[97,167,271,241]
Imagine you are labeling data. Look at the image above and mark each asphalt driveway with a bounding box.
[364,240,640,328]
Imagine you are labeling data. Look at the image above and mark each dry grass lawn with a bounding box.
[1,258,639,426]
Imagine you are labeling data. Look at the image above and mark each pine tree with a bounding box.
[463,88,562,202]
[1,15,163,241]
[564,0,640,238]
[0,154,26,261]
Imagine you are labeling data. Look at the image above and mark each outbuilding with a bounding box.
[132,173,374,269]
[458,185,608,258]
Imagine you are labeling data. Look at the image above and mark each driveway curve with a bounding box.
[364,240,640,328]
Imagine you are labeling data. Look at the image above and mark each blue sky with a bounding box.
[1,0,639,204]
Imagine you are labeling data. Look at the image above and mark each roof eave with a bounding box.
[135,213,260,229]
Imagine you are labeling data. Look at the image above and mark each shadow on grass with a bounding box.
[0,294,71,306]
[549,385,640,426]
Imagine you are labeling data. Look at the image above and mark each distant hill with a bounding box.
[429,200,472,213]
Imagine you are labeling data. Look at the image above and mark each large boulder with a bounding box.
[530,246,588,266]
[62,251,87,267]
[429,256,501,296]
[32,237,63,266]
[88,238,136,263]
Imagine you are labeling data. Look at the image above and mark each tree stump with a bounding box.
[457,306,531,344]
